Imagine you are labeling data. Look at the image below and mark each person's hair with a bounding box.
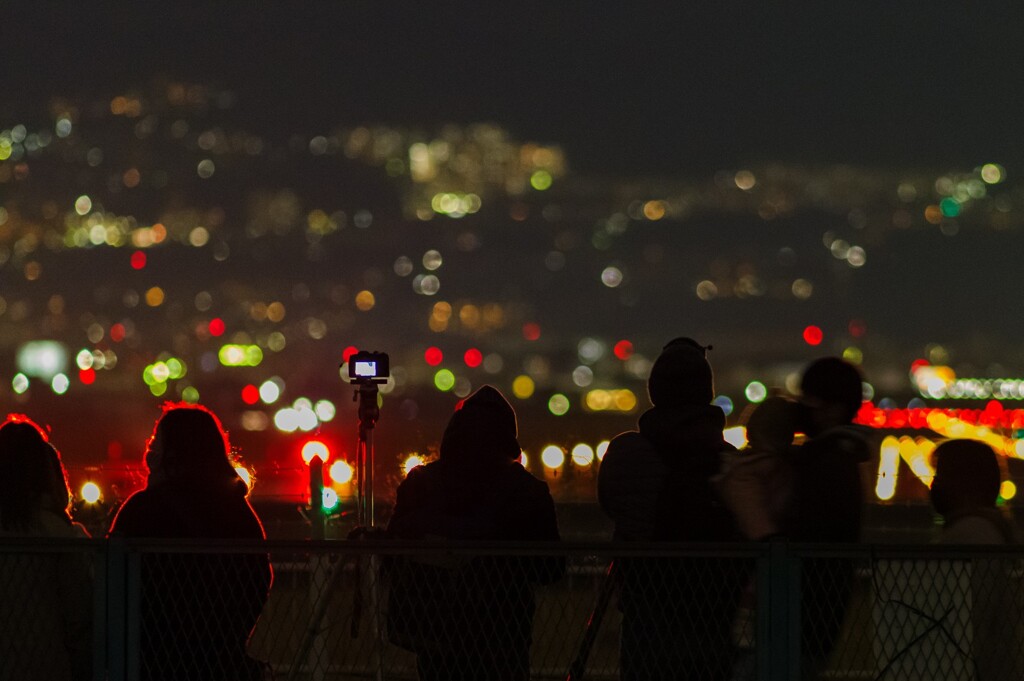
[146,403,241,489]
[932,439,1001,509]
[0,416,56,530]
[800,357,863,422]
[43,442,73,520]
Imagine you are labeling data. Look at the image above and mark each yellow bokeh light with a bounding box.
[876,436,900,501]
[432,301,452,321]
[81,482,101,504]
[512,375,535,399]
[642,200,667,220]
[301,440,329,464]
[145,287,165,307]
[734,170,756,190]
[329,460,354,484]
[541,445,565,469]
[235,467,252,488]
[1000,480,1017,500]
[723,426,748,450]
[571,443,595,467]
[981,163,1004,184]
[402,455,424,476]
[355,290,376,311]
[459,304,481,328]
[267,301,286,322]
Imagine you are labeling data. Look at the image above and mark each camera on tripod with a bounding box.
[347,350,390,384]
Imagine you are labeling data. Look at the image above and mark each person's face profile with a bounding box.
[145,430,165,475]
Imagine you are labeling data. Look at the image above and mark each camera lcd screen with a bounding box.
[354,361,377,376]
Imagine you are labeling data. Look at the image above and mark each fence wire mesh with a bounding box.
[2,540,1024,680]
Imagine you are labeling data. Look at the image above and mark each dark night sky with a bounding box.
[5,2,1024,175]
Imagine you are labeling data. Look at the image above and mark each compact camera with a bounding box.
[347,351,390,384]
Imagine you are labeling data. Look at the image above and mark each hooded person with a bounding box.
[598,338,743,681]
[108,404,272,681]
[386,385,562,681]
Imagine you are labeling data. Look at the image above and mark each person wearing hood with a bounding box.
[108,404,272,681]
[386,385,562,681]
[791,357,872,679]
[598,337,743,681]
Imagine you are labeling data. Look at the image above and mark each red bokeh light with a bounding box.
[425,346,444,366]
[342,346,359,363]
[464,348,483,368]
[613,340,634,360]
[848,319,866,338]
[523,323,541,341]
[130,251,147,270]
[241,384,260,405]
[208,318,225,337]
[110,323,126,343]
[802,325,823,346]
[79,368,96,385]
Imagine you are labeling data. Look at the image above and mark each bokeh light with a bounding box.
[541,445,565,469]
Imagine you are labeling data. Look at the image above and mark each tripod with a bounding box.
[288,377,386,681]
[353,378,381,528]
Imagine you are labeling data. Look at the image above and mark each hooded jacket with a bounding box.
[385,386,562,679]
[598,403,737,542]
[597,401,742,681]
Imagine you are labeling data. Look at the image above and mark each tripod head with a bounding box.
[342,350,390,529]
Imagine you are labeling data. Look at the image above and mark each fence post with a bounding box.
[760,540,801,681]
[105,537,127,681]
[92,541,108,681]
[125,549,141,681]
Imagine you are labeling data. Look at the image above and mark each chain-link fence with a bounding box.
[2,539,1024,680]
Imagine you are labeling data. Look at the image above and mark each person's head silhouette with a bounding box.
[440,385,521,469]
[646,337,714,408]
[0,416,65,530]
[799,357,863,435]
[145,404,242,490]
[930,439,1002,518]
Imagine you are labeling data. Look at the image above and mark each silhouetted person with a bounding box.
[386,385,563,681]
[716,395,800,540]
[931,439,1016,544]
[0,416,92,681]
[598,338,743,681]
[928,439,1023,679]
[791,357,871,679]
[109,404,271,681]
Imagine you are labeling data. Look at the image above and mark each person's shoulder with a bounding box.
[35,510,82,538]
[505,461,552,494]
[940,512,1013,545]
[802,424,873,462]
[399,460,440,489]
[109,488,160,535]
[604,430,654,460]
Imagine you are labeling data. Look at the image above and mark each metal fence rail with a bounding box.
[2,539,1023,680]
